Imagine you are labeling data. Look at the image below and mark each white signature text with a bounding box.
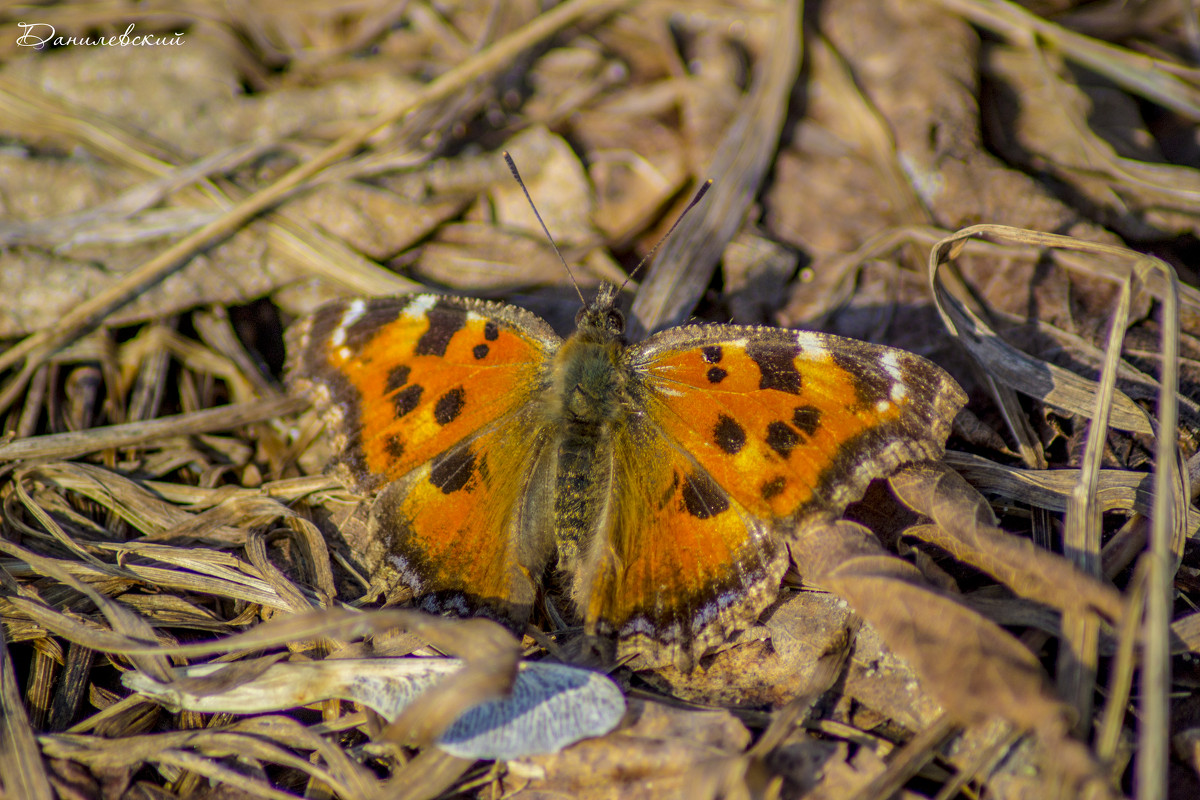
[17,22,185,49]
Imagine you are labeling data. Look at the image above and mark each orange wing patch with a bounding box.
[368,410,553,623]
[577,419,789,665]
[286,295,559,492]
[630,328,965,525]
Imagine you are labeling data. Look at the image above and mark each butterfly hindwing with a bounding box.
[575,415,789,667]
[367,407,556,623]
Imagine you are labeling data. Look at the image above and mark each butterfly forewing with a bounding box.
[286,295,560,492]
[626,326,966,525]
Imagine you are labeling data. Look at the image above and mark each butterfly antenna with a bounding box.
[623,179,713,291]
[503,151,587,306]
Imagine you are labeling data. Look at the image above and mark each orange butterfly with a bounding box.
[287,277,964,669]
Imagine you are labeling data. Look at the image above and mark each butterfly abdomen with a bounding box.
[546,333,628,571]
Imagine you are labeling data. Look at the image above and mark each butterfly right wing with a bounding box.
[285,295,562,622]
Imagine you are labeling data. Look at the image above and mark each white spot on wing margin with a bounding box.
[331,298,367,347]
[880,350,909,402]
[402,295,438,320]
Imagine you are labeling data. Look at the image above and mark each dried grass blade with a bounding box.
[1096,558,1148,771]
[382,748,475,800]
[1059,275,1132,735]
[244,529,319,614]
[41,727,331,800]
[0,635,54,800]
[1135,247,1183,800]
[929,224,1155,433]
[943,452,1200,534]
[0,537,173,680]
[848,714,958,800]
[0,397,304,462]
[630,0,802,332]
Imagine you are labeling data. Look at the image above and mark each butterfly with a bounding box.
[285,277,966,670]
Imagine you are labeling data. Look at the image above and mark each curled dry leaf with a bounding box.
[890,461,1127,624]
[639,590,857,708]
[791,517,1072,736]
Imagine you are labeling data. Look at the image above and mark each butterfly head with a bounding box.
[574,282,625,341]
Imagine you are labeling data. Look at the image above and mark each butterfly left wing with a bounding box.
[577,325,966,667]
[285,295,562,624]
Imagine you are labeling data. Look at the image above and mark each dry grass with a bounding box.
[0,1,1197,798]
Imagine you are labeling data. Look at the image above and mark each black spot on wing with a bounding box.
[765,420,800,458]
[430,446,475,494]
[792,405,821,436]
[681,472,729,519]
[702,345,723,364]
[473,343,489,360]
[385,364,411,394]
[760,476,786,500]
[483,320,499,341]
[713,414,746,455]
[747,340,802,394]
[339,302,403,353]
[384,434,406,460]
[434,387,465,425]
[393,384,423,417]
[415,304,467,357]
[706,366,728,384]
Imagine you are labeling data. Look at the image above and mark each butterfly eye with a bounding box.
[605,308,624,334]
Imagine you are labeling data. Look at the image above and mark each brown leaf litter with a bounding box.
[1,1,1198,798]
